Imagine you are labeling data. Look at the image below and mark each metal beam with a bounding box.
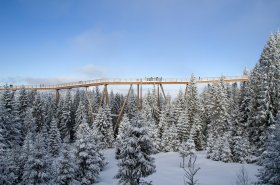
[160,84,166,102]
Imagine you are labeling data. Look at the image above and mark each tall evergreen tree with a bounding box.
[57,144,77,185]
[32,93,44,133]
[48,117,61,157]
[177,108,191,143]
[22,133,51,185]
[93,107,114,149]
[75,119,101,184]
[257,112,280,184]
[248,32,280,157]
[60,90,72,142]
[115,112,156,185]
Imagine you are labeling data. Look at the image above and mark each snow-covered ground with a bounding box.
[97,149,260,185]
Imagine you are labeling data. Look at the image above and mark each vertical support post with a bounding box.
[185,84,188,97]
[99,85,107,109]
[114,84,133,134]
[105,84,109,106]
[56,89,60,104]
[140,84,142,110]
[157,84,160,108]
[137,84,140,109]
[160,84,166,103]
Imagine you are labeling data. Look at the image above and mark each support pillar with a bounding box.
[137,84,140,109]
[160,84,167,103]
[140,84,142,110]
[55,89,60,104]
[105,84,109,106]
[157,84,160,108]
[185,84,189,97]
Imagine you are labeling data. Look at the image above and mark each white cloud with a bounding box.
[76,64,106,78]
[71,29,122,56]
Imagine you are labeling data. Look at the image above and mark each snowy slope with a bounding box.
[97,149,260,185]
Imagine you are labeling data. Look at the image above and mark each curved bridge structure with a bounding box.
[0,76,248,91]
[0,75,249,134]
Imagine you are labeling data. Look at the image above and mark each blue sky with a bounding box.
[0,0,280,85]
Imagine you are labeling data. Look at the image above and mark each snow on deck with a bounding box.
[97,149,260,185]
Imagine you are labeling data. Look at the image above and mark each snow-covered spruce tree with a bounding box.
[74,100,87,139]
[111,93,124,126]
[48,117,61,157]
[91,124,108,171]
[115,112,156,185]
[206,78,232,161]
[206,132,215,159]
[177,108,191,143]
[22,133,51,185]
[147,86,161,124]
[238,69,251,128]
[60,90,72,142]
[92,86,102,113]
[161,122,180,152]
[2,146,21,185]
[0,88,22,148]
[104,106,114,147]
[191,113,204,151]
[0,122,7,184]
[75,118,101,184]
[17,88,28,138]
[232,135,251,163]
[247,32,280,157]
[173,89,186,123]
[200,85,214,144]
[186,74,204,150]
[93,107,114,149]
[220,132,233,163]
[257,112,280,185]
[142,99,161,153]
[57,144,77,185]
[210,132,233,163]
[17,131,34,184]
[32,93,44,133]
[115,114,131,160]
[126,88,138,121]
[158,97,176,139]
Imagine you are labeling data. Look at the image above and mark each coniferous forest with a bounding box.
[0,32,280,185]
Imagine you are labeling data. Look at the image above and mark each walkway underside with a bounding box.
[0,76,248,91]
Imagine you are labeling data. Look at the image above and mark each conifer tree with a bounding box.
[115,112,156,185]
[162,123,180,152]
[48,117,61,157]
[75,119,101,184]
[60,90,72,142]
[115,114,131,159]
[32,93,44,133]
[57,144,77,185]
[93,107,114,149]
[22,133,51,185]
[177,108,191,143]
[257,112,280,184]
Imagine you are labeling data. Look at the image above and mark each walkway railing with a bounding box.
[0,75,249,90]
